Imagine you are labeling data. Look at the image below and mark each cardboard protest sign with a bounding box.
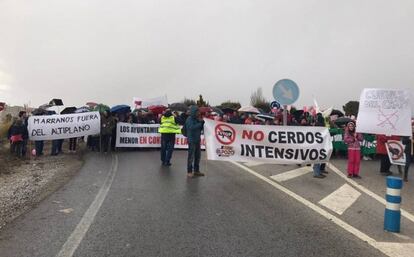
[204,119,332,164]
[115,122,205,149]
[385,140,406,166]
[356,88,412,136]
[132,96,168,109]
[28,112,101,140]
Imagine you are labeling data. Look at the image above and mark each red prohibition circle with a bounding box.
[215,124,236,145]
[387,141,404,160]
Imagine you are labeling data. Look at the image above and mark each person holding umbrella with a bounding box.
[159,109,181,166]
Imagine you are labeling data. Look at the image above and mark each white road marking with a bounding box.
[244,162,265,167]
[374,242,414,257]
[319,184,361,215]
[328,163,414,223]
[56,154,118,257]
[230,161,409,257]
[270,166,312,182]
[393,233,412,240]
[59,208,74,214]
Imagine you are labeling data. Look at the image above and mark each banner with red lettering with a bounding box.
[203,119,332,164]
[115,122,205,149]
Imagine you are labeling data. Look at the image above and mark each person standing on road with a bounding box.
[376,134,400,176]
[344,121,363,178]
[185,106,205,178]
[101,111,115,153]
[18,111,29,157]
[313,113,328,178]
[159,109,181,166]
[402,135,412,182]
[8,118,25,158]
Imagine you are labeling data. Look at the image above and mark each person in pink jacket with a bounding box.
[344,121,363,178]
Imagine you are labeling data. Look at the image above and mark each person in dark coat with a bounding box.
[8,118,26,158]
[229,111,242,124]
[402,135,412,182]
[101,111,116,153]
[376,134,400,176]
[185,106,205,178]
[312,113,328,178]
[32,111,45,156]
[18,111,29,156]
[179,112,189,126]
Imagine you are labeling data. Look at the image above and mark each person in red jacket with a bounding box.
[376,134,400,176]
[344,122,363,178]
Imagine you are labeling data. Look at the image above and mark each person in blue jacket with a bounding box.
[185,106,205,178]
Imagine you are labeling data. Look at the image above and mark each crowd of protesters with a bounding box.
[5,104,414,181]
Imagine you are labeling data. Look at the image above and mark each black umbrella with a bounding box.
[49,99,64,106]
[334,117,353,126]
[211,107,224,116]
[292,110,304,119]
[32,108,47,116]
[60,107,77,114]
[169,103,188,112]
[331,109,344,117]
[220,107,236,114]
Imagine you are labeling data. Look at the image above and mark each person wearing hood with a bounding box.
[159,109,181,166]
[344,121,363,178]
[185,106,205,178]
[8,118,26,158]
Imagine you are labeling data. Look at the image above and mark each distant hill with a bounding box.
[0,105,28,122]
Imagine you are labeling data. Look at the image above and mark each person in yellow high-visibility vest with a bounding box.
[159,109,181,166]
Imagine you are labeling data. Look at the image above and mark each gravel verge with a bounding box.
[0,143,84,229]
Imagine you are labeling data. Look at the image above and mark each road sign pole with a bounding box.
[273,79,299,125]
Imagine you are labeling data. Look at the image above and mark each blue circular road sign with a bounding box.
[272,79,300,105]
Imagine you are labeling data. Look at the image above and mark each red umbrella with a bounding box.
[148,105,167,115]
[86,102,98,108]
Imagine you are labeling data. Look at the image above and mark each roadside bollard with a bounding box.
[384,176,403,232]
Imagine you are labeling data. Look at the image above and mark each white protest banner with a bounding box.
[28,112,101,140]
[385,140,406,166]
[356,88,412,136]
[115,122,205,149]
[132,95,168,109]
[203,119,332,164]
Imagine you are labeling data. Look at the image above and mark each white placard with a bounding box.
[115,122,205,149]
[132,95,168,109]
[203,119,332,164]
[28,112,101,140]
[356,88,412,136]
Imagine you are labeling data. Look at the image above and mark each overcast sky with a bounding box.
[0,0,413,111]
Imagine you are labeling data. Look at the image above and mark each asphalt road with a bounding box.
[0,150,398,257]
